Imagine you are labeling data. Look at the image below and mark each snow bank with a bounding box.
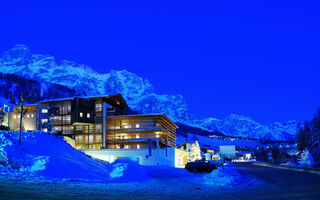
[0,131,152,183]
[0,131,113,181]
[109,158,149,182]
[202,164,239,186]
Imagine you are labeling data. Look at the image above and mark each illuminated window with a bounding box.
[62,126,72,134]
[95,135,102,143]
[62,115,71,124]
[121,134,129,139]
[42,128,48,132]
[87,113,90,118]
[88,135,94,143]
[41,119,48,123]
[75,135,83,143]
[137,144,140,149]
[136,134,140,139]
[95,103,102,112]
[136,124,140,128]
[76,125,82,131]
[41,109,48,113]
[54,126,62,132]
[95,124,102,132]
[80,112,83,118]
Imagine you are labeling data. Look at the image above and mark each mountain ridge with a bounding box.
[0,45,298,141]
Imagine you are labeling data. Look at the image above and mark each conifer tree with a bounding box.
[299,149,314,167]
[190,140,202,161]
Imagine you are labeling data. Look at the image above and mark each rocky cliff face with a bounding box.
[0,45,298,141]
[198,114,297,141]
[0,45,193,123]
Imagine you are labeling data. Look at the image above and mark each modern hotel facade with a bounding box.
[5,94,178,152]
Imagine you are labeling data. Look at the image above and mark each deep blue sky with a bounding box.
[0,0,319,124]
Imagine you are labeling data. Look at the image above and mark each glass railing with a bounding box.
[107,126,162,132]
[107,133,164,140]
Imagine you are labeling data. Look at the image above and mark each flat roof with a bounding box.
[39,97,73,103]
[38,93,129,110]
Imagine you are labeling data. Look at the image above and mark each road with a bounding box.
[230,162,320,200]
[0,163,320,200]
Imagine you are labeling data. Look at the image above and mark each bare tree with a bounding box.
[14,94,28,145]
[0,109,4,126]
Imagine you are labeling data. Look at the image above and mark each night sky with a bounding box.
[1,0,319,124]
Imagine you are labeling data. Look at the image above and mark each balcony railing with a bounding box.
[107,133,165,142]
[107,126,163,133]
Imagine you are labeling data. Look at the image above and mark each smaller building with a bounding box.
[176,142,192,167]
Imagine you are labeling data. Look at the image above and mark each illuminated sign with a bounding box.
[3,104,13,113]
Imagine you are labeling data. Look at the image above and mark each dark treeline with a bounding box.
[0,73,77,104]
[254,145,291,164]
[297,108,320,165]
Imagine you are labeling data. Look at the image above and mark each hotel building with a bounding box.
[4,94,182,165]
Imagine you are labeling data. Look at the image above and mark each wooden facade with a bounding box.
[106,114,178,149]
[3,94,179,150]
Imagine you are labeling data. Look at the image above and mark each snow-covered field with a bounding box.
[0,131,262,200]
[0,131,248,186]
[3,132,320,200]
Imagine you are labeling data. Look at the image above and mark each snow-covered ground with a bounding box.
[0,130,248,188]
[6,132,320,200]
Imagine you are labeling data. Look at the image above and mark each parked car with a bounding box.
[185,160,218,173]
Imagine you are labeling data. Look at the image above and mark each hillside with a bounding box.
[0,130,152,182]
[0,73,77,104]
[0,130,243,189]
[0,45,298,141]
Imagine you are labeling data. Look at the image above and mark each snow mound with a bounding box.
[109,158,149,182]
[0,131,151,182]
[202,164,237,186]
[0,131,112,181]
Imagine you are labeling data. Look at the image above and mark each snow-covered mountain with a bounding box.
[0,45,193,123]
[0,45,298,141]
[198,114,298,141]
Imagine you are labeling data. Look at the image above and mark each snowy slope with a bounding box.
[0,45,297,141]
[0,130,153,182]
[0,131,248,188]
[0,131,110,181]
